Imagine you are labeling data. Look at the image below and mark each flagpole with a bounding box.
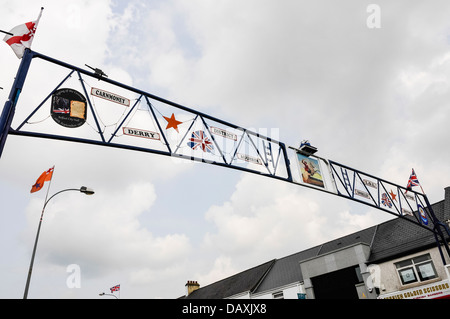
[0,30,13,36]
[23,166,54,299]
[35,7,44,30]
[23,183,95,299]
[416,171,425,195]
[43,165,55,204]
[23,196,48,299]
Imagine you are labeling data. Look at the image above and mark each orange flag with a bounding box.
[30,166,54,193]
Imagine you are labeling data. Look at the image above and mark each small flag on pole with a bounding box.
[30,166,54,193]
[405,168,424,194]
[2,7,43,59]
[110,284,120,293]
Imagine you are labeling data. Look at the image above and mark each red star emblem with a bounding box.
[389,189,397,201]
[163,113,183,132]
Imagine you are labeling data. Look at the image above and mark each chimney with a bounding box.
[185,280,200,296]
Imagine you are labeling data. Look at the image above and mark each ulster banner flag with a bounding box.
[3,8,43,58]
[30,166,54,193]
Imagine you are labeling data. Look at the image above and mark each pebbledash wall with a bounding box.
[375,249,450,299]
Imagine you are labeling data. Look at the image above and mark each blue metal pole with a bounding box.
[0,49,34,158]
[423,195,450,265]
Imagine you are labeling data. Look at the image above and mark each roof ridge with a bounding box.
[250,259,277,293]
[192,258,277,291]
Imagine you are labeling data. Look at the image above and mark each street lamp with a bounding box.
[99,292,118,299]
[80,186,95,195]
[23,186,95,299]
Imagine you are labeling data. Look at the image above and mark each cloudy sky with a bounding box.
[1,0,450,299]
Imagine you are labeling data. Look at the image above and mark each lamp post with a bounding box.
[99,292,118,299]
[23,186,95,299]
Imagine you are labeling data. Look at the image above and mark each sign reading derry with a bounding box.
[123,127,160,140]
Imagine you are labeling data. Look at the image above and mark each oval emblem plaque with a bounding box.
[51,88,87,128]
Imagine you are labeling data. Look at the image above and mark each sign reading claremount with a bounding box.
[91,87,130,107]
[210,126,237,141]
[51,88,87,128]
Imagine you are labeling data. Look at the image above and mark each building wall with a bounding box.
[251,282,305,299]
[299,243,377,299]
[374,246,450,299]
[226,291,250,299]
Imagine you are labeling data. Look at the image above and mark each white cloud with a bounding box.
[202,173,386,267]
[196,255,237,287]
[25,182,191,269]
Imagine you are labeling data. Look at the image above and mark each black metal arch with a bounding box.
[1,49,449,265]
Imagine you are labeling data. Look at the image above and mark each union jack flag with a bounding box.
[381,193,392,208]
[110,284,120,293]
[405,168,420,193]
[187,130,214,153]
[53,107,70,114]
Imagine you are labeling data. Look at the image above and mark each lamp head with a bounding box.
[80,186,95,195]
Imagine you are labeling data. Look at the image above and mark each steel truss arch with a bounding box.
[1,49,449,265]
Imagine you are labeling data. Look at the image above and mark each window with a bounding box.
[395,254,437,285]
[272,291,284,299]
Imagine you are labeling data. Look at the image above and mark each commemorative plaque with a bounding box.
[51,88,87,128]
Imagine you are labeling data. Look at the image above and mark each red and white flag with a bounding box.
[3,8,43,59]
[110,284,120,293]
